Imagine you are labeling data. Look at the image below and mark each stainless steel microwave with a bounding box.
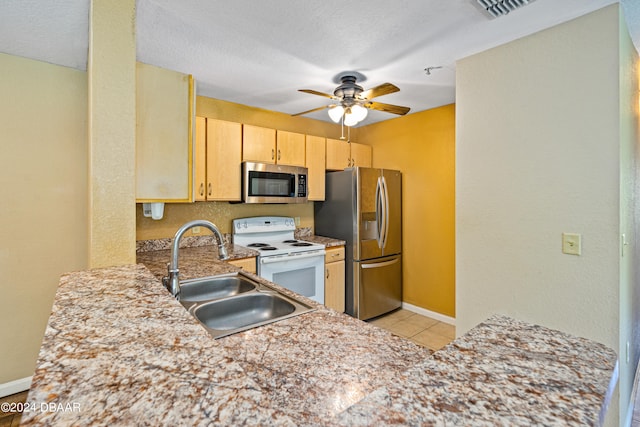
[242,162,308,203]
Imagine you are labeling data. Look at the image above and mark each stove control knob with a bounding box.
[243,221,248,229]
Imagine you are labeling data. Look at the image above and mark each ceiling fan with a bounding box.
[292,72,410,126]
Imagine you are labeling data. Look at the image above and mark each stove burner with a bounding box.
[282,240,298,243]
[292,242,313,247]
[259,246,277,251]
[248,243,269,248]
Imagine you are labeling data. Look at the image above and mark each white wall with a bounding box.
[618,6,640,426]
[456,5,638,425]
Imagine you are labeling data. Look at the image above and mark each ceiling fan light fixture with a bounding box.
[328,105,344,123]
[350,104,368,122]
[343,110,359,127]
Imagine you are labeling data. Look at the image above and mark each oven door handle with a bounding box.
[260,251,326,264]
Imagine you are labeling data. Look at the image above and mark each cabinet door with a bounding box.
[227,257,257,274]
[194,117,207,201]
[276,130,305,166]
[325,260,345,312]
[136,62,194,202]
[350,142,372,168]
[305,135,326,201]
[206,119,242,201]
[243,125,276,163]
[325,246,345,312]
[326,138,350,170]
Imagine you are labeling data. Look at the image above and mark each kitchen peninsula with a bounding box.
[21,244,618,426]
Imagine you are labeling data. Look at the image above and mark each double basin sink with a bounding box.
[178,272,315,338]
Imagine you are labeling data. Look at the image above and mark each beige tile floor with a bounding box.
[368,308,455,351]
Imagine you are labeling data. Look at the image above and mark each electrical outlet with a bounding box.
[294,217,300,226]
[562,233,581,256]
[192,226,201,235]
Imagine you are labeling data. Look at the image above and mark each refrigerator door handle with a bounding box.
[375,177,384,248]
[381,175,390,249]
[361,258,399,269]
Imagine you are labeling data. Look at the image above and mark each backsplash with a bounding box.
[136,227,314,253]
[136,201,314,240]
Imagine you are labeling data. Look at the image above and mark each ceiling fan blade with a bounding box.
[360,83,400,100]
[291,105,330,117]
[299,89,336,99]
[366,101,410,115]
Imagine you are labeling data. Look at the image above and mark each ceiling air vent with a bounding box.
[472,0,537,18]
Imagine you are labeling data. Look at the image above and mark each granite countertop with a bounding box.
[22,248,618,426]
[136,244,258,281]
[298,235,346,248]
[21,265,293,426]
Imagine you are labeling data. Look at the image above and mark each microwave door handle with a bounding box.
[375,177,383,249]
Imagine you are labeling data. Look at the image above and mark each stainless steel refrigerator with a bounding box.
[315,167,402,320]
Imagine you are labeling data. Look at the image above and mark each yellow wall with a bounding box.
[136,96,343,240]
[0,53,88,383]
[357,105,456,317]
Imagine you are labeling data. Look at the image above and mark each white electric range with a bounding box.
[232,216,325,304]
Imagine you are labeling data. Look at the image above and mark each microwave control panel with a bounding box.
[297,174,307,197]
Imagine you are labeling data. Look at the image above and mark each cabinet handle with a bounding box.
[199,183,204,196]
[208,183,212,196]
[272,149,275,160]
[277,149,281,161]
[326,268,330,279]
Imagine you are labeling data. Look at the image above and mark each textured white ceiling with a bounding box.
[1,0,637,126]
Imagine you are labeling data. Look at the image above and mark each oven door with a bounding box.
[258,251,325,304]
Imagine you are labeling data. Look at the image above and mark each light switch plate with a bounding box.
[562,233,582,255]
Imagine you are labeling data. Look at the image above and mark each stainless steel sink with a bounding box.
[179,272,315,338]
[179,274,256,309]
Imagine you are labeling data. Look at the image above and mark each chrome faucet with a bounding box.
[164,220,229,299]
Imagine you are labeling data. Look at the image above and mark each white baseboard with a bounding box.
[402,302,456,326]
[0,377,32,398]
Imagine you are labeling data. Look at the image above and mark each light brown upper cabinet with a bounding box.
[242,125,277,163]
[194,117,242,201]
[242,126,306,166]
[305,135,326,201]
[350,142,372,168]
[276,130,306,166]
[325,138,372,171]
[136,62,194,202]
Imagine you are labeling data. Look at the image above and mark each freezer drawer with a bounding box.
[352,254,402,320]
